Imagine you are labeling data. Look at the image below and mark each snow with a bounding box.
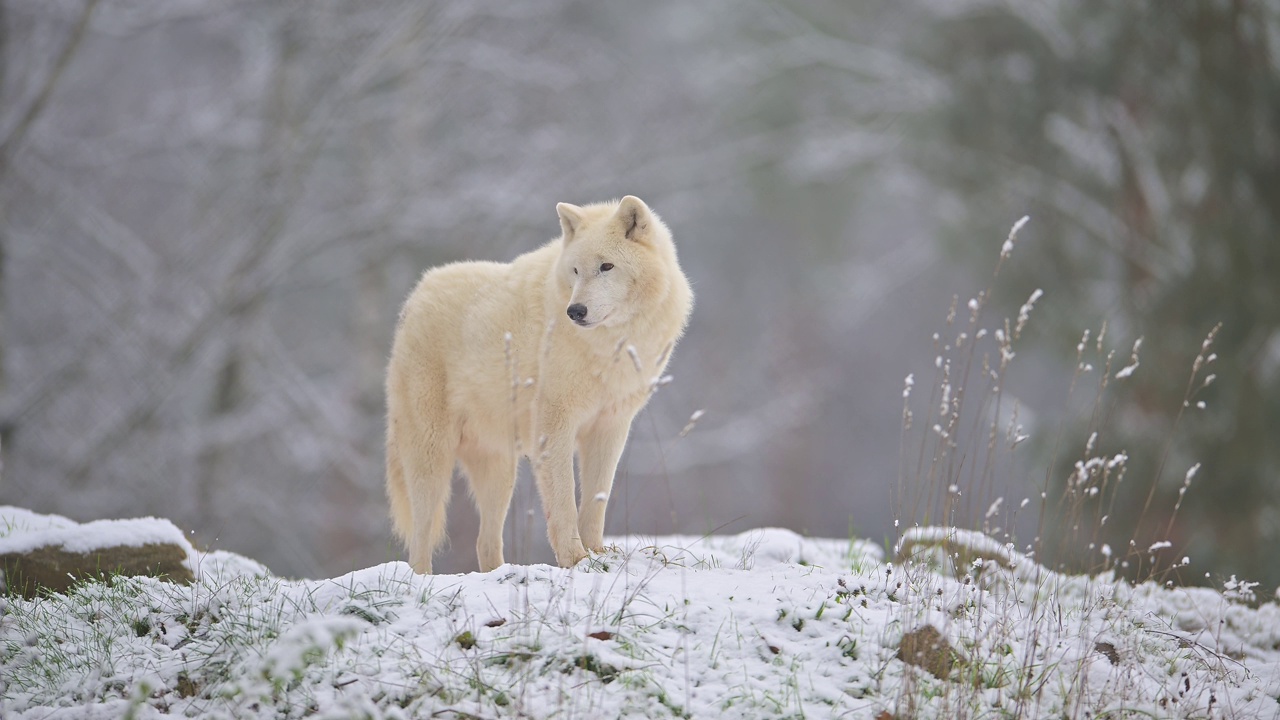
[1114,364,1138,379]
[0,506,194,557]
[0,506,78,536]
[1115,336,1144,379]
[2,509,1280,719]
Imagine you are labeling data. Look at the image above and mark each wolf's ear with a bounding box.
[557,202,585,244]
[616,195,653,243]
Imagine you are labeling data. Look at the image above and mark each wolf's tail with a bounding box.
[385,418,412,545]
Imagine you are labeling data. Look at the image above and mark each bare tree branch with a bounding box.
[0,0,98,175]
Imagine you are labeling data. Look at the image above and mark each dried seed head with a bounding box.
[1115,337,1143,379]
[1014,289,1043,338]
[1001,215,1031,259]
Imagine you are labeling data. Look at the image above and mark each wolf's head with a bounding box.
[554,196,677,330]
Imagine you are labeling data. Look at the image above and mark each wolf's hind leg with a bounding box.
[461,447,517,572]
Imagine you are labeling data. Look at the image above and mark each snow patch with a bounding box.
[1,512,1277,719]
[0,506,192,556]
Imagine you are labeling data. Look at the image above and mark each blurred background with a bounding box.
[2,1,1276,587]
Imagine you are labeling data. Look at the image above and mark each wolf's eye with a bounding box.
[573,268,578,275]
[600,263,614,272]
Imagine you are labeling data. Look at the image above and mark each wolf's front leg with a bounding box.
[576,412,634,552]
[533,429,588,568]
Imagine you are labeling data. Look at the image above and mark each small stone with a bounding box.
[1095,641,1120,665]
[897,625,962,680]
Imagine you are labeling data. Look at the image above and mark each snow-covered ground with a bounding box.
[2,506,1279,719]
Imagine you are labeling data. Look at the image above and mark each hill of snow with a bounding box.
[2,507,1279,718]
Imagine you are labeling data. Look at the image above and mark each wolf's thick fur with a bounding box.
[386,196,693,573]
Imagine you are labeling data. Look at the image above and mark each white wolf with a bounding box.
[386,196,693,573]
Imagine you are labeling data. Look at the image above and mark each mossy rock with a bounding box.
[1,542,194,599]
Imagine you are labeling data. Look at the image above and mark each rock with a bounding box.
[1095,640,1120,665]
[897,625,962,680]
[1,542,194,599]
[0,508,197,599]
[895,527,1036,579]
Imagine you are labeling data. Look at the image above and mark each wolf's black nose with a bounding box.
[567,304,588,323]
